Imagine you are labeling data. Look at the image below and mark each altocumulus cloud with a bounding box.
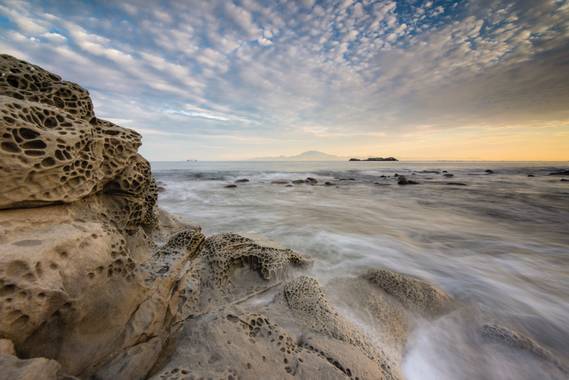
[0,0,568,160]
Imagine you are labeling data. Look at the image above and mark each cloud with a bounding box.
[0,0,567,160]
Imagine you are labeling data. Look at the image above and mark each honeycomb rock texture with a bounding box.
[363,268,452,316]
[0,54,154,219]
[199,233,308,287]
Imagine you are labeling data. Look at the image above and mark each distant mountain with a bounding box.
[250,150,347,161]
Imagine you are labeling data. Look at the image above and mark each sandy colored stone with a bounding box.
[0,355,60,380]
[363,268,452,316]
[0,338,16,356]
[0,54,153,218]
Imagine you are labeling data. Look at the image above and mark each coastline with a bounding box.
[1,55,568,380]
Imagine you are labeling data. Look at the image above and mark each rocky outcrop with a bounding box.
[0,54,155,225]
[1,55,465,380]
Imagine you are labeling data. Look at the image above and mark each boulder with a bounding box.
[305,177,318,185]
[397,175,419,185]
[0,54,153,212]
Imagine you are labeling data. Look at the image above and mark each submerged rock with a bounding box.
[397,175,419,185]
[480,324,568,375]
[235,178,249,183]
[485,169,495,174]
[305,177,318,185]
[224,184,238,188]
[271,180,289,185]
[363,268,451,317]
[548,169,569,176]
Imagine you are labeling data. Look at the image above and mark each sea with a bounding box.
[152,160,569,380]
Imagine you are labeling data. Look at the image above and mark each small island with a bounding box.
[349,157,398,161]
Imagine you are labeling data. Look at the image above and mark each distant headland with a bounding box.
[349,157,398,161]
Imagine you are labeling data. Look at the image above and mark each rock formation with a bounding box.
[2,55,562,380]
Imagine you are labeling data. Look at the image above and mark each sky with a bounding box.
[1,0,568,161]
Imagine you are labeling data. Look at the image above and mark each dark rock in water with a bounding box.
[398,175,419,185]
[224,184,237,188]
[485,169,494,174]
[445,182,467,186]
[235,178,249,183]
[305,177,318,185]
[324,181,334,186]
[349,157,398,161]
[271,180,289,185]
[380,175,386,178]
[549,169,569,176]
[394,173,399,177]
[527,174,535,177]
[480,324,568,375]
[292,179,305,184]
[561,179,569,182]
[442,170,448,173]
[374,182,390,186]
[285,184,293,187]
[443,173,454,178]
[419,170,441,174]
[367,157,398,161]
[337,177,356,181]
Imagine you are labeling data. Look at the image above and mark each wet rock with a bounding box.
[548,170,569,176]
[292,179,305,184]
[445,182,467,186]
[324,181,334,186]
[363,268,451,317]
[561,179,568,182]
[443,173,454,178]
[485,169,495,174]
[285,184,293,187]
[235,178,249,183]
[271,180,289,185]
[480,324,568,375]
[419,170,441,174]
[397,175,419,185]
[305,177,318,185]
[224,184,237,188]
[349,158,361,161]
[527,174,535,177]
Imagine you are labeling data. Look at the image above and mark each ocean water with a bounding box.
[153,161,569,380]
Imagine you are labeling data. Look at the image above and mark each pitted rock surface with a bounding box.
[199,233,308,288]
[363,268,451,316]
[0,54,153,216]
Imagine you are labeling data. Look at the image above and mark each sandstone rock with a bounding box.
[480,324,568,375]
[0,355,61,380]
[0,339,16,356]
[0,54,153,216]
[363,268,451,316]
